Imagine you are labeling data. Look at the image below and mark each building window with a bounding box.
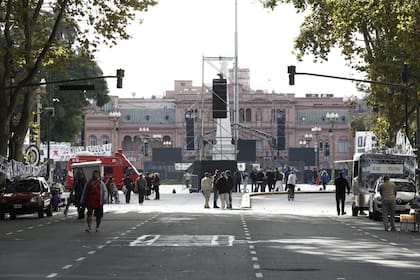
[145,115,150,121]
[88,135,97,146]
[239,108,245,122]
[338,138,349,153]
[246,108,251,122]
[101,135,109,145]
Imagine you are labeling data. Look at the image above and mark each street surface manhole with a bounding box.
[129,235,235,247]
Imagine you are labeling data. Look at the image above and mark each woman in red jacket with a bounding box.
[81,170,108,232]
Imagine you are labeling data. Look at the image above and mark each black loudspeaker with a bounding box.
[212,78,227,118]
[186,117,194,150]
[277,111,286,150]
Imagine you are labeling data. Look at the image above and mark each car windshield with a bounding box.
[394,181,416,192]
[5,180,41,193]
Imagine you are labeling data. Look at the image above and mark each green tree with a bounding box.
[39,55,109,143]
[0,0,157,161]
[260,0,420,146]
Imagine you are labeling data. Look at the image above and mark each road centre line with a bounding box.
[61,265,72,270]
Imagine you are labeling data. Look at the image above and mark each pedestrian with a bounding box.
[73,170,86,219]
[212,169,221,208]
[145,172,152,200]
[201,172,212,208]
[256,169,265,192]
[136,173,147,204]
[105,177,114,204]
[320,170,329,191]
[379,176,397,231]
[216,171,230,209]
[242,171,248,193]
[287,170,297,201]
[334,172,350,215]
[274,168,284,192]
[123,174,133,203]
[266,168,275,192]
[225,170,234,209]
[233,170,242,192]
[250,169,257,192]
[153,173,161,200]
[80,170,107,232]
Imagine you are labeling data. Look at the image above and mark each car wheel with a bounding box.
[373,209,381,221]
[45,204,53,217]
[10,212,16,219]
[38,208,44,218]
[0,212,5,220]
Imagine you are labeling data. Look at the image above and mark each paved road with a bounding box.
[1,190,420,280]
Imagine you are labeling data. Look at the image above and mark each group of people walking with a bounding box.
[119,172,161,204]
[67,170,161,233]
[201,169,234,209]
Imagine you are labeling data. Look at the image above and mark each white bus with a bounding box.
[351,152,416,216]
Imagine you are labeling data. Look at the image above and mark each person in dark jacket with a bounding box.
[153,173,161,200]
[334,172,350,215]
[250,169,257,192]
[225,170,234,209]
[123,174,133,203]
[256,169,265,192]
[136,173,147,204]
[216,171,230,209]
[73,170,87,219]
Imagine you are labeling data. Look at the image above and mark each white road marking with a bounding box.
[46,273,58,278]
[253,264,260,269]
[88,251,96,255]
[252,257,258,261]
[380,239,387,242]
[62,265,72,270]
[106,240,112,244]
[256,272,263,278]
[250,250,256,255]
[249,245,255,249]
[372,235,378,238]
[6,232,13,235]
[28,226,34,229]
[113,236,120,240]
[97,245,105,249]
[17,229,24,233]
[76,257,85,262]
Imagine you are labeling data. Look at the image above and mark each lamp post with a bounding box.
[326,112,339,182]
[344,95,357,179]
[304,133,313,147]
[311,126,322,177]
[139,127,150,168]
[109,111,121,154]
[35,79,46,149]
[299,140,307,147]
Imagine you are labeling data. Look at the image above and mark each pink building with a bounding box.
[85,69,358,174]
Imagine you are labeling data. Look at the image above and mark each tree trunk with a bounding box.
[0,110,10,158]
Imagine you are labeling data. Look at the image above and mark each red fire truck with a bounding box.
[65,149,140,190]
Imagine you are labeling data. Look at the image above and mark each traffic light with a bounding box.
[212,78,227,118]
[287,65,296,85]
[116,69,125,88]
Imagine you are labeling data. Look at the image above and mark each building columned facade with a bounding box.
[85,69,361,175]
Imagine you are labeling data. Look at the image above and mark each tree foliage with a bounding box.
[260,0,420,146]
[0,0,157,160]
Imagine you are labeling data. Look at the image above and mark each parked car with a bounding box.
[0,177,53,219]
[368,177,416,220]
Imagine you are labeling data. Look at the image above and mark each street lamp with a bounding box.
[326,112,339,182]
[35,79,46,149]
[299,139,307,147]
[311,126,322,177]
[304,133,313,147]
[344,95,357,179]
[139,126,150,163]
[109,111,121,154]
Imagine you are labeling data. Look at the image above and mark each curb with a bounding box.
[240,190,337,209]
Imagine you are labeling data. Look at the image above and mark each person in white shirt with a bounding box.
[287,170,297,201]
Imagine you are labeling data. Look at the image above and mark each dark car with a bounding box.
[0,177,53,219]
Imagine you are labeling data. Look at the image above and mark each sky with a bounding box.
[96,0,363,99]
